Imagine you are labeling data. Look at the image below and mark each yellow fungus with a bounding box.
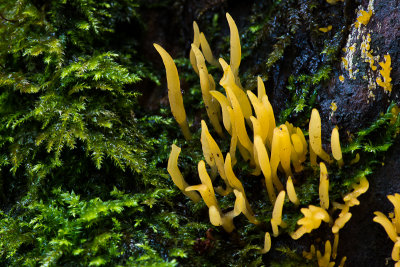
[260,232,271,254]
[254,135,276,203]
[303,244,316,260]
[226,13,241,77]
[296,127,308,161]
[291,133,303,156]
[227,107,238,166]
[376,54,392,92]
[224,81,254,157]
[373,211,398,242]
[154,44,191,140]
[248,90,269,144]
[199,32,219,67]
[331,127,343,167]
[319,162,329,209]
[186,160,219,208]
[286,176,300,206]
[332,233,339,260]
[270,127,284,191]
[350,153,360,164]
[332,211,352,234]
[225,153,258,224]
[220,65,253,124]
[388,194,400,233]
[338,75,344,82]
[192,45,223,136]
[326,0,344,4]
[233,189,258,224]
[167,144,201,202]
[208,205,235,233]
[189,21,200,75]
[339,256,347,267]
[271,191,286,237]
[392,240,400,262]
[257,76,266,101]
[318,25,332,32]
[210,90,232,134]
[277,124,293,177]
[249,116,262,175]
[356,9,373,27]
[262,95,276,147]
[201,120,228,186]
[309,109,333,163]
[291,205,330,240]
[317,240,332,267]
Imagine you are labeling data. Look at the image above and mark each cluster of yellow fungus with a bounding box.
[331,177,369,234]
[373,193,400,266]
[355,9,373,28]
[376,54,393,92]
[318,25,332,33]
[158,13,366,259]
[303,238,347,267]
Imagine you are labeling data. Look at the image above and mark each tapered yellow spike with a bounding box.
[226,13,241,77]
[154,43,191,140]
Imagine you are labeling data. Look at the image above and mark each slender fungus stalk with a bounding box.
[257,76,266,101]
[271,191,286,237]
[248,90,269,144]
[250,116,262,175]
[309,109,332,163]
[192,45,223,137]
[260,232,271,254]
[277,124,293,178]
[167,144,201,202]
[226,13,241,78]
[262,95,276,148]
[270,128,284,191]
[199,32,219,67]
[373,211,398,242]
[227,107,238,166]
[286,176,300,206]
[332,233,339,260]
[331,127,344,167]
[319,162,329,210]
[254,135,276,203]
[388,194,400,232]
[189,21,201,75]
[154,44,191,140]
[210,90,232,134]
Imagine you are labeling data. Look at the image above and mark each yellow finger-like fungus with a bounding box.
[209,205,222,226]
[186,160,218,208]
[388,194,400,233]
[332,211,352,234]
[220,66,253,124]
[189,21,200,75]
[271,191,286,237]
[248,90,269,144]
[270,127,284,191]
[260,232,271,254]
[356,9,373,27]
[233,189,258,224]
[319,162,329,210]
[296,127,308,162]
[167,144,201,202]
[376,54,392,92]
[257,76,266,101]
[254,135,276,203]
[317,240,332,267]
[250,116,262,175]
[291,133,303,156]
[332,233,339,260]
[208,206,236,233]
[225,153,257,224]
[303,244,316,260]
[201,120,228,184]
[331,127,343,167]
[224,83,253,157]
[210,90,232,134]
[226,13,241,77]
[343,176,369,206]
[201,119,217,178]
[154,43,191,140]
[309,109,332,163]
[339,256,347,267]
[291,205,330,240]
[350,153,360,165]
[227,107,238,166]
[286,176,300,206]
[392,239,400,262]
[277,124,293,178]
[199,32,219,67]
[373,211,398,242]
[262,95,276,147]
[192,45,223,137]
[318,25,332,32]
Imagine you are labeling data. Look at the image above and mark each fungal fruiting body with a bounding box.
[154,44,191,140]
[287,176,300,206]
[260,232,271,254]
[271,191,286,237]
[319,162,329,210]
[167,144,201,202]
[189,21,200,75]
[331,127,343,167]
[356,9,373,28]
[376,54,392,92]
[291,205,330,240]
[309,109,333,163]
